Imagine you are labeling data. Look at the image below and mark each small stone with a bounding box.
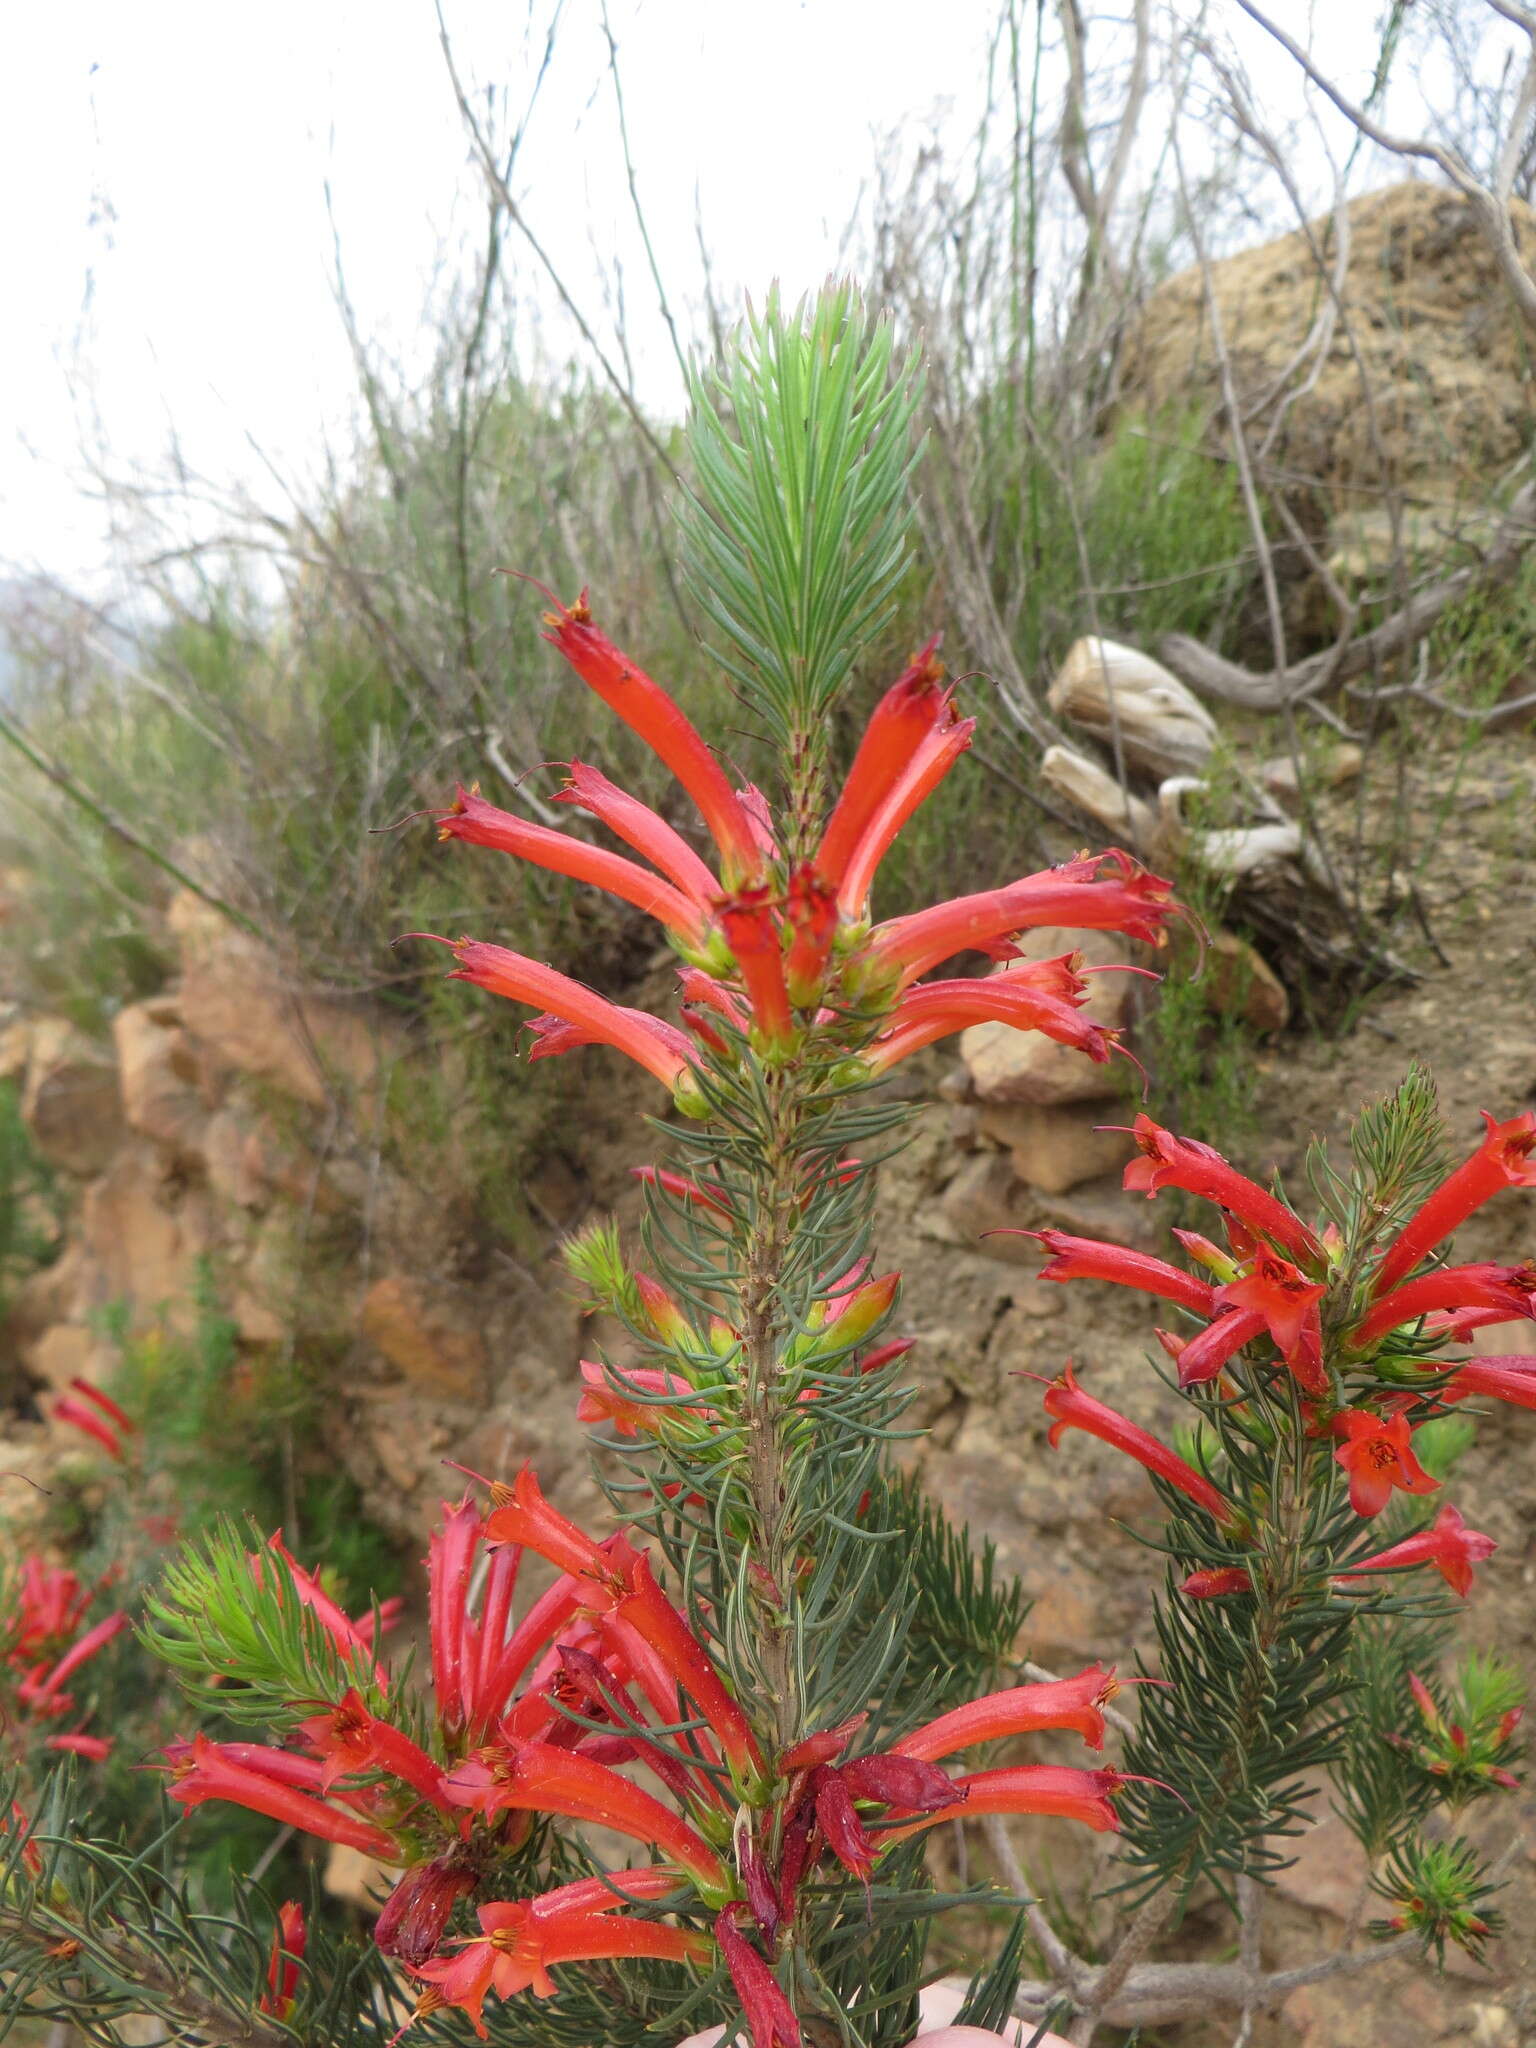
[1269,1806,1367,1920]
[978,1101,1135,1195]
[23,1323,114,1391]
[1201,930,1290,1033]
[1035,1173,1160,1253]
[947,1102,982,1152]
[1325,742,1364,787]
[937,1153,1038,1262]
[1258,754,1301,808]
[20,1019,123,1175]
[960,927,1150,1108]
[112,1001,207,1167]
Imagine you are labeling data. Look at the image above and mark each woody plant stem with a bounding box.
[740,1065,811,1759]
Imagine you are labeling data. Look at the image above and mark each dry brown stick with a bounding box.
[1159,480,1536,709]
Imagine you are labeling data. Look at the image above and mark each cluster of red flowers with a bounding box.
[1023,1108,1536,1600]
[50,1376,137,1464]
[162,1475,1134,2042]
[414,590,1182,1107]
[1,1552,129,1762]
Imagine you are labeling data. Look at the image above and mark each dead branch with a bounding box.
[1158,481,1536,708]
[1235,0,1536,334]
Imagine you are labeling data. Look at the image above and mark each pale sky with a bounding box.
[0,2,1430,590]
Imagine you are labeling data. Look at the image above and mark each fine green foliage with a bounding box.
[1,1768,401,2048]
[1333,1614,1447,1858]
[141,1521,392,1733]
[679,287,921,848]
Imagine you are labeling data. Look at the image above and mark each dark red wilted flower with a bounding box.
[715,1906,802,2048]
[374,1854,479,1967]
[1180,1568,1255,1599]
[1333,1410,1440,1519]
[1335,1504,1496,1599]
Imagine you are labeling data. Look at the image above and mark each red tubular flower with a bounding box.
[1215,1250,1328,1394]
[1040,1364,1237,1528]
[881,1763,1125,1838]
[165,1735,402,1859]
[895,1665,1121,1759]
[553,760,720,906]
[814,639,947,895]
[1374,1111,1536,1296]
[1443,1357,1536,1409]
[577,1360,709,1437]
[783,864,839,1009]
[1165,1309,1266,1388]
[715,1906,802,2048]
[437,786,707,942]
[1333,1411,1441,1518]
[543,591,761,881]
[3,1801,43,1879]
[5,1559,91,1663]
[436,938,701,1104]
[428,1498,480,1737]
[44,1731,114,1760]
[717,889,795,1045]
[1335,1504,1497,1598]
[65,1378,136,1436]
[867,849,1179,986]
[298,1689,452,1808]
[260,1901,305,2020]
[443,1739,730,1891]
[631,1164,732,1217]
[51,1397,123,1460]
[866,964,1117,1076]
[1122,1116,1324,1270]
[413,1876,703,2040]
[836,704,976,917]
[1180,1568,1254,1599]
[1351,1263,1536,1348]
[483,1466,615,1586]
[1024,1231,1217,1319]
[27,1611,129,1707]
[615,1552,763,1778]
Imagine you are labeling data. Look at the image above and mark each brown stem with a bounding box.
[0,1902,292,2048]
